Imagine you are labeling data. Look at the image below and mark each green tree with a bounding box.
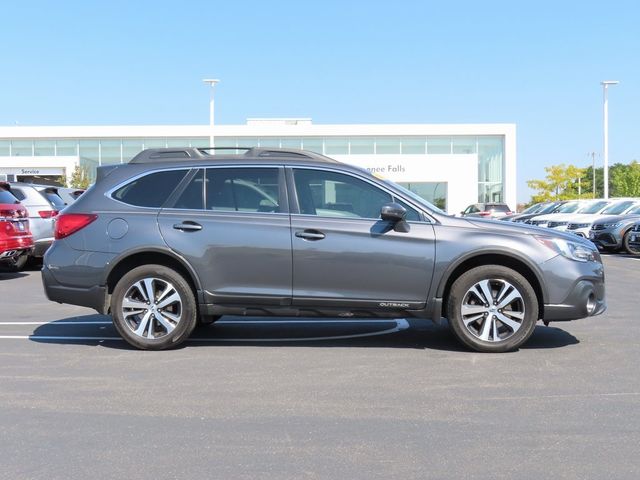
[526,164,586,203]
[611,161,640,197]
[69,165,92,189]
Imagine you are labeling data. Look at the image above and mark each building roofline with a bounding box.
[0,123,516,139]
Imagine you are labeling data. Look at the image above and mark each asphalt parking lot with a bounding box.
[1,255,639,479]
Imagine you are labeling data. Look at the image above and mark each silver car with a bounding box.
[42,148,606,353]
[8,183,66,268]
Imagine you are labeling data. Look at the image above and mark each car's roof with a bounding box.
[128,147,341,168]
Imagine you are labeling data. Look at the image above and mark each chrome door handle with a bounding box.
[295,230,325,240]
[173,222,202,232]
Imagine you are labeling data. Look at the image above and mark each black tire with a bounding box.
[623,230,640,255]
[447,265,539,353]
[111,264,197,350]
[0,251,29,273]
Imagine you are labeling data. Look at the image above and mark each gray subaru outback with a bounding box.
[42,148,606,352]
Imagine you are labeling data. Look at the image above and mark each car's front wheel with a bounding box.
[447,265,539,353]
[623,230,640,255]
[111,265,197,350]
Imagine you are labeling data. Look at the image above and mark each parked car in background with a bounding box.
[57,187,85,205]
[624,222,640,255]
[0,183,33,271]
[526,200,607,230]
[43,147,605,353]
[461,202,512,219]
[566,200,640,238]
[589,203,640,252]
[501,201,568,223]
[7,183,66,268]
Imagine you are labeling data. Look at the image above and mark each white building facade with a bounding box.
[0,121,516,214]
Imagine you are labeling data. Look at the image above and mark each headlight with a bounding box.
[535,236,598,262]
[603,222,622,229]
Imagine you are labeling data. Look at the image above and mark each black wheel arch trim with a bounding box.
[434,247,548,305]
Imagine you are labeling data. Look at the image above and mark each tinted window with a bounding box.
[0,189,19,204]
[578,201,610,214]
[294,169,409,220]
[602,201,636,215]
[43,190,66,208]
[487,204,510,212]
[173,169,204,209]
[206,168,280,213]
[11,188,26,201]
[113,170,188,207]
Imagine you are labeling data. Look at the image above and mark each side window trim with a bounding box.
[163,165,287,215]
[286,166,430,223]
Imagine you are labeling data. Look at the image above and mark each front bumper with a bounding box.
[543,279,606,321]
[589,230,623,250]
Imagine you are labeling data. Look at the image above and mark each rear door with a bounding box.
[288,167,435,310]
[158,166,293,306]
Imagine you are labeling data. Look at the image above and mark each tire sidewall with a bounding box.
[447,265,539,353]
[111,264,197,350]
[623,230,640,255]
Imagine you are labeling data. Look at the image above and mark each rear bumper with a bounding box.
[543,279,606,322]
[41,265,109,314]
[32,237,54,257]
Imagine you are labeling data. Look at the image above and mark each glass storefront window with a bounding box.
[398,182,448,211]
[426,137,452,154]
[302,138,323,154]
[189,138,209,148]
[166,137,192,147]
[100,140,122,165]
[213,138,237,148]
[143,138,166,149]
[0,140,9,156]
[11,140,33,156]
[478,136,503,184]
[122,139,144,162]
[325,137,349,155]
[349,138,375,154]
[258,138,280,147]
[236,137,259,148]
[401,138,426,154]
[452,136,477,154]
[79,140,99,167]
[280,138,303,149]
[56,140,78,156]
[34,140,55,156]
[375,138,400,154]
[478,182,504,204]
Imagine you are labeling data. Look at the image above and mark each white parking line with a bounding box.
[0,319,410,343]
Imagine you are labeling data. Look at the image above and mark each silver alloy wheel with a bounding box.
[121,277,183,340]
[460,278,525,342]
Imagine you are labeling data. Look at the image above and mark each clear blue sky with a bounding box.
[1,0,638,202]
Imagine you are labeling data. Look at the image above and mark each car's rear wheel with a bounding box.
[111,265,197,350]
[623,230,640,255]
[447,265,539,353]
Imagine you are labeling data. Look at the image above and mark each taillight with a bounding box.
[478,211,491,217]
[54,213,97,240]
[39,210,59,219]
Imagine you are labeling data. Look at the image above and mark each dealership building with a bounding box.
[0,121,515,214]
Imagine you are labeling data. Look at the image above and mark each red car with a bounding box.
[0,182,33,270]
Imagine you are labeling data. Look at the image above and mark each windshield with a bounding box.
[540,202,561,214]
[578,200,610,214]
[383,180,447,215]
[521,203,545,214]
[602,201,636,215]
[627,205,640,215]
[556,201,581,213]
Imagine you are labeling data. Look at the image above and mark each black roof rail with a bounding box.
[128,147,339,164]
[129,148,207,163]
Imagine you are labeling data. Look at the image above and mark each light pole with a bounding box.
[601,80,619,199]
[202,78,220,148]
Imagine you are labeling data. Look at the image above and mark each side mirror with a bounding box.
[381,202,407,222]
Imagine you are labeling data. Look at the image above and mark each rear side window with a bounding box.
[206,168,280,213]
[113,170,188,207]
[0,189,19,204]
[11,188,26,201]
[42,189,66,208]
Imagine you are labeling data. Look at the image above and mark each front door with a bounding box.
[158,167,292,306]
[289,167,435,310]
